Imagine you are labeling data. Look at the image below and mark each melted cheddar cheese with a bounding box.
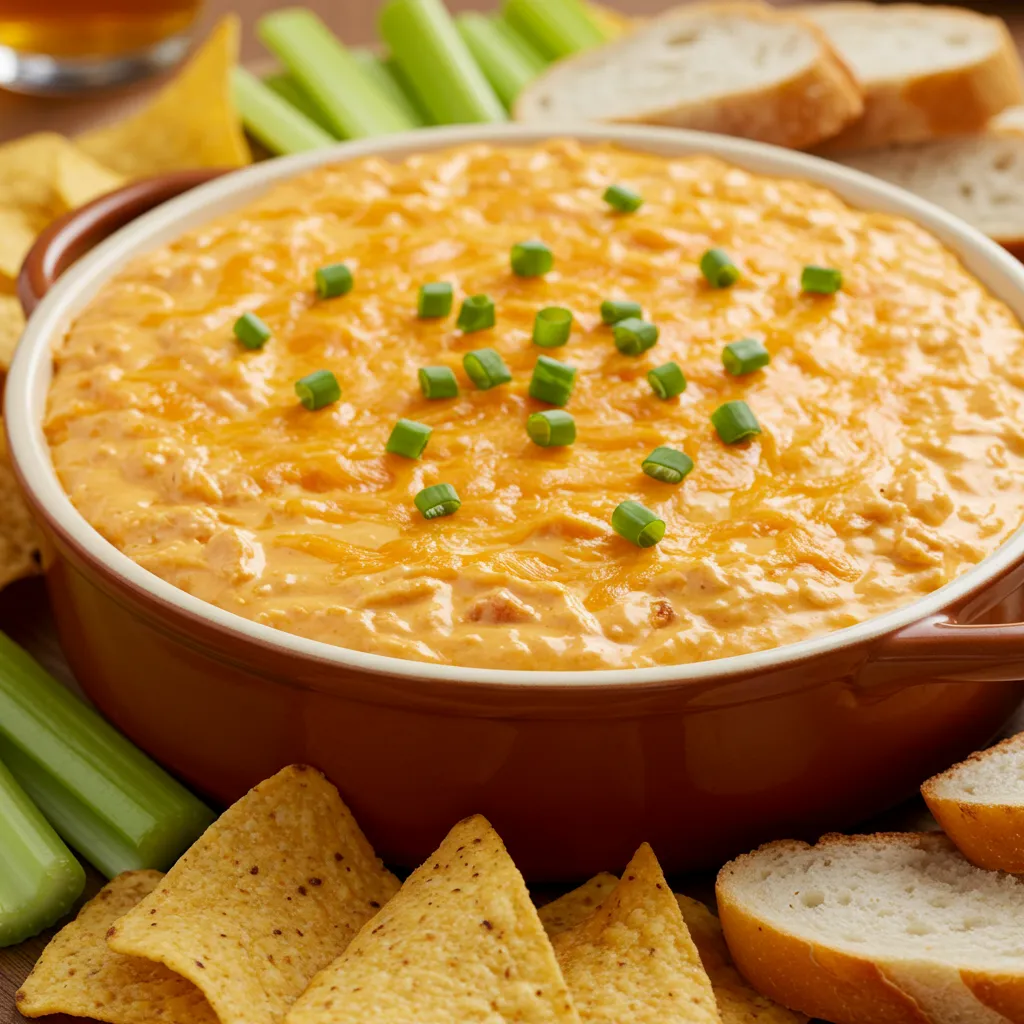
[45,142,1024,670]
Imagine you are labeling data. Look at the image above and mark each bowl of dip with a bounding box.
[10,124,1024,879]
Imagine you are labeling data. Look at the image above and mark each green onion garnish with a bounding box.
[802,265,843,295]
[463,348,512,390]
[315,262,353,299]
[712,400,761,444]
[295,369,341,410]
[418,365,459,399]
[533,306,573,348]
[386,418,432,459]
[722,338,770,376]
[642,446,694,484]
[613,317,659,356]
[457,293,496,333]
[418,281,454,319]
[529,354,576,406]
[700,248,740,288]
[511,240,553,277]
[527,410,576,447]
[603,184,644,213]
[647,361,686,400]
[234,312,271,350]
[612,500,666,548]
[415,483,461,520]
[600,299,642,325]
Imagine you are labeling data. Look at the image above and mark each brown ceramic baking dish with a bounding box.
[9,125,1024,880]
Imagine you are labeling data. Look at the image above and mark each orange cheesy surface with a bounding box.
[45,141,1024,670]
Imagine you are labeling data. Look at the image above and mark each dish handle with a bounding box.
[18,170,226,317]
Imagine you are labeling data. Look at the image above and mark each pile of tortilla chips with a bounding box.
[0,14,251,592]
[17,763,807,1024]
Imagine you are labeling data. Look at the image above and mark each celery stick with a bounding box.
[380,0,507,125]
[233,67,335,155]
[0,757,84,947]
[503,0,609,60]
[263,72,338,136]
[455,13,538,108]
[493,14,549,74]
[351,48,430,128]
[258,9,416,139]
[0,633,215,879]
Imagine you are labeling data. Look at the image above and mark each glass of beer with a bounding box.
[0,0,203,94]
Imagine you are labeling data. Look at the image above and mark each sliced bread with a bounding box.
[514,3,863,151]
[804,3,1024,152]
[717,832,1024,1024]
[923,734,1024,873]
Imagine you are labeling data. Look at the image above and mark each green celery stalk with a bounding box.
[263,72,339,136]
[0,632,215,879]
[258,9,416,139]
[233,67,335,155]
[455,13,539,108]
[503,0,609,60]
[351,48,430,128]
[492,14,549,74]
[0,757,84,947]
[379,0,507,125]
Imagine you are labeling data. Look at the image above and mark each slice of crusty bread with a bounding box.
[923,734,1024,873]
[514,3,863,151]
[717,833,1024,1024]
[804,3,1024,152]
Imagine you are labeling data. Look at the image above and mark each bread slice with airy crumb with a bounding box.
[717,832,1024,1024]
[804,3,1024,152]
[923,734,1024,873]
[514,3,863,151]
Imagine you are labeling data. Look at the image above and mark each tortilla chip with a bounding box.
[539,873,618,936]
[77,16,251,177]
[0,292,25,369]
[0,133,70,214]
[287,814,580,1024]
[588,3,634,36]
[0,427,39,588]
[0,206,44,281]
[106,765,399,1024]
[551,845,720,1024]
[16,871,217,1023]
[54,145,127,210]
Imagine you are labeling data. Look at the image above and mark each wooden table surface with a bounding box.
[2,0,1024,1020]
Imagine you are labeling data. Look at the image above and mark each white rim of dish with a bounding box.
[10,122,1024,688]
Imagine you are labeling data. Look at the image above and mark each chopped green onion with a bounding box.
[258,9,415,138]
[0,757,84,946]
[647,362,686,400]
[418,282,454,319]
[802,265,843,295]
[603,184,643,213]
[511,240,553,277]
[234,312,271,350]
[455,12,538,107]
[315,263,353,300]
[613,317,659,356]
[295,369,341,410]
[529,354,577,406]
[502,0,608,60]
[612,500,666,548]
[386,418,432,459]
[601,299,642,325]
[700,248,740,288]
[712,400,762,444]
[533,306,573,348]
[351,49,430,127]
[415,482,461,519]
[232,67,335,155]
[263,72,337,135]
[419,366,460,399]
[722,338,770,376]
[527,410,575,447]
[642,446,694,484]
[464,348,512,390]
[0,631,215,879]
[457,294,496,333]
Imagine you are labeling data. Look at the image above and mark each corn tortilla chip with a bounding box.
[17,870,217,1024]
[0,206,44,281]
[0,294,25,368]
[287,814,581,1024]
[54,146,126,211]
[0,427,39,589]
[77,16,251,177]
[539,873,618,936]
[107,765,399,1024]
[0,133,72,214]
[551,845,720,1024]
